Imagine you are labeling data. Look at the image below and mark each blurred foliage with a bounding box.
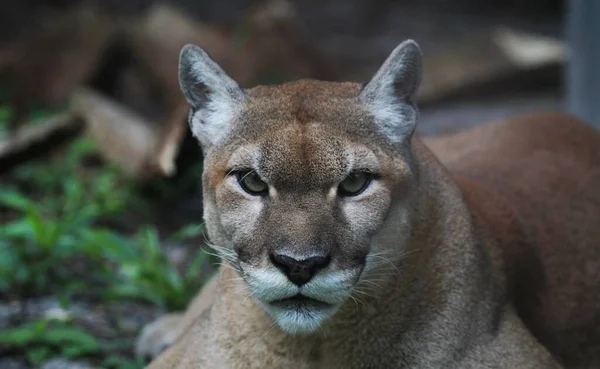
[0,116,212,366]
[0,319,103,366]
[0,317,147,368]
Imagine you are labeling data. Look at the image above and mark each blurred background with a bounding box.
[0,0,595,368]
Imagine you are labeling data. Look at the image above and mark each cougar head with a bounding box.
[179,40,422,334]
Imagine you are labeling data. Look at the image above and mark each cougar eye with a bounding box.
[338,172,372,197]
[236,171,268,196]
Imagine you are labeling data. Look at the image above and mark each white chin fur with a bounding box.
[264,303,339,334]
[241,265,359,334]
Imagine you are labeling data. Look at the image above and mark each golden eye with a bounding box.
[236,171,268,196]
[338,172,372,197]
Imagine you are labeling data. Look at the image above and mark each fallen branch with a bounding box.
[0,114,83,174]
[70,88,160,178]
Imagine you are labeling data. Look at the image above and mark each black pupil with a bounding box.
[238,171,267,195]
[339,172,370,196]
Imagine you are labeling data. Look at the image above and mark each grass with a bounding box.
[0,110,213,367]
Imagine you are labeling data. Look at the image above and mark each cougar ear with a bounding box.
[358,40,422,144]
[179,44,246,149]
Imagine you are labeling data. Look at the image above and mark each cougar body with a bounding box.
[141,41,600,369]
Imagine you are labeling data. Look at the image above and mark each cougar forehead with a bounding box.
[204,80,406,191]
[238,80,398,154]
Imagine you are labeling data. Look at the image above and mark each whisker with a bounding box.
[348,294,364,309]
[366,255,400,273]
[260,319,280,340]
[214,261,241,273]
[241,291,255,305]
[316,321,327,338]
[353,289,377,300]
[240,170,257,182]
[358,280,383,288]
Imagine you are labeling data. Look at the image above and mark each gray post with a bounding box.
[566,0,600,129]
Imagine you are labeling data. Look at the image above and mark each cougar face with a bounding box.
[179,41,422,334]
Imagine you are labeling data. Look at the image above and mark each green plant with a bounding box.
[83,223,210,311]
[0,317,148,368]
[0,138,133,301]
[0,318,103,366]
[102,355,146,369]
[0,139,212,303]
[8,137,131,213]
[0,133,213,366]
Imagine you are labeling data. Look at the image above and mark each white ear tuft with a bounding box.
[179,44,246,149]
[358,40,422,143]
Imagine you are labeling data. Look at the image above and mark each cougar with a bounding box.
[138,40,600,368]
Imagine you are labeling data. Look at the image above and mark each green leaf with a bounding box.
[138,227,161,260]
[0,326,37,346]
[108,283,165,308]
[0,187,31,211]
[120,263,142,280]
[170,224,205,242]
[0,255,19,290]
[0,320,46,346]
[102,355,145,369]
[82,229,138,261]
[13,265,31,285]
[163,265,184,294]
[65,138,97,162]
[42,326,102,355]
[58,205,100,237]
[184,252,209,282]
[0,218,34,238]
[0,105,14,124]
[26,346,52,366]
[62,343,100,358]
[25,207,47,244]
[58,293,72,310]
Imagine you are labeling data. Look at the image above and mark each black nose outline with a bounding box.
[269,252,331,286]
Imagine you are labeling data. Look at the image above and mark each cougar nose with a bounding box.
[269,252,331,286]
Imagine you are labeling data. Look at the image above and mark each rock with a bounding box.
[41,358,95,369]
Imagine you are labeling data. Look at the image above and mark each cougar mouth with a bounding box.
[270,294,333,309]
[265,293,340,334]
[241,266,355,333]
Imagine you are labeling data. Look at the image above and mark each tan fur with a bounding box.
[135,276,219,359]
[140,43,600,368]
